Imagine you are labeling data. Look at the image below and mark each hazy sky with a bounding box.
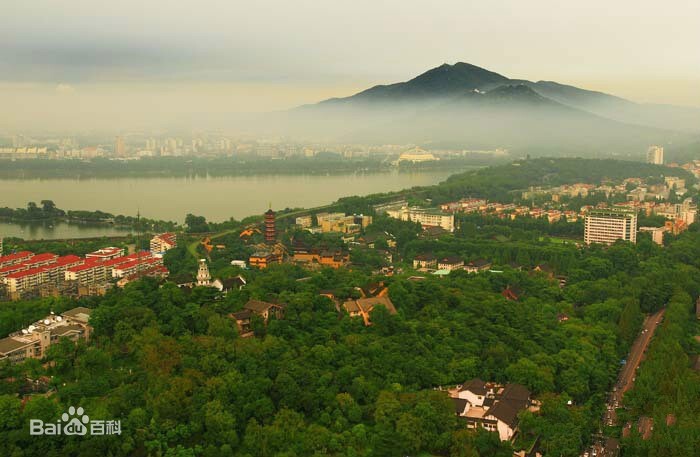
[1,0,699,131]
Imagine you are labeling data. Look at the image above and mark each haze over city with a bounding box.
[2,0,700,131]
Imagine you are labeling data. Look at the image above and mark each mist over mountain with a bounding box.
[274,62,700,154]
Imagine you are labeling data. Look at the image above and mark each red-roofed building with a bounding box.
[0,251,34,269]
[65,258,107,285]
[24,253,59,268]
[1,247,168,297]
[116,265,169,287]
[112,256,160,278]
[0,252,63,281]
[46,256,84,282]
[150,233,177,254]
[0,263,30,279]
[6,266,52,295]
[101,254,137,268]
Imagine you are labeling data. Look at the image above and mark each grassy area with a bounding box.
[539,236,581,245]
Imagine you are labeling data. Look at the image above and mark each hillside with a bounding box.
[280,62,699,153]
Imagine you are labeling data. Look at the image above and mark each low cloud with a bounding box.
[56,83,76,94]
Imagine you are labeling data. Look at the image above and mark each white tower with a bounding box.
[196,259,211,286]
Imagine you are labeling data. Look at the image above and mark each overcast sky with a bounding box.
[2,0,699,131]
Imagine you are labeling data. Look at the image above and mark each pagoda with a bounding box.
[264,205,276,244]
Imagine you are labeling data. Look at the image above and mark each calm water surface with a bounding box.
[0,170,455,239]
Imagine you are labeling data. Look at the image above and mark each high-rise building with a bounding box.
[264,207,276,244]
[115,136,126,157]
[584,208,638,245]
[646,146,664,165]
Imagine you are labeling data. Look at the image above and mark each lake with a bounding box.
[0,220,133,240]
[0,170,456,240]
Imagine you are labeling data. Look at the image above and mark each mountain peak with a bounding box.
[326,61,509,104]
[408,62,508,88]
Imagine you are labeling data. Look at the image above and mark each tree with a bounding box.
[506,357,555,394]
[185,214,209,233]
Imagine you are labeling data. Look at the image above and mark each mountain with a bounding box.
[281,62,698,153]
[320,62,508,104]
[340,84,667,151]
[511,80,700,132]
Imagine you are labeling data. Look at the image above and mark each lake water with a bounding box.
[0,220,133,240]
[0,170,455,240]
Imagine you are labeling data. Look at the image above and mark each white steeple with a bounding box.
[196,259,211,286]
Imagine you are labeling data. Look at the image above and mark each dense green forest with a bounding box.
[1,226,699,456]
[1,157,698,456]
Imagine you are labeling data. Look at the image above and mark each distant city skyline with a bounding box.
[1,0,699,130]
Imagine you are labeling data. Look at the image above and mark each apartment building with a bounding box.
[584,208,638,245]
[647,146,664,165]
[387,206,455,232]
[315,213,373,234]
[65,259,108,285]
[3,255,83,296]
[295,215,313,228]
[0,307,92,364]
[111,255,161,278]
[150,232,177,254]
[0,251,34,269]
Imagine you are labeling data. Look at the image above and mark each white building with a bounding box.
[85,247,124,261]
[386,207,455,232]
[398,147,438,163]
[451,379,531,442]
[584,208,638,245]
[646,146,664,165]
[639,226,667,245]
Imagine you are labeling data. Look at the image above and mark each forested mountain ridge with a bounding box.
[313,62,700,133]
[279,62,700,151]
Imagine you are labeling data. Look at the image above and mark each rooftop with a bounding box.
[61,307,92,323]
[86,247,123,257]
[460,378,487,395]
[0,251,33,263]
[244,299,283,313]
[0,337,34,355]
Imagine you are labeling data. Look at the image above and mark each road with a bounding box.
[604,308,665,426]
[580,308,665,457]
